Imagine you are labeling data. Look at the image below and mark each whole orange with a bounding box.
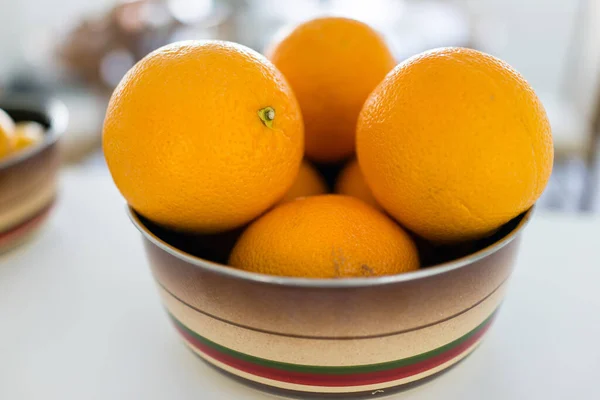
[357,47,553,243]
[280,160,327,203]
[229,195,419,278]
[0,108,15,159]
[335,159,380,209]
[103,41,304,232]
[267,17,395,163]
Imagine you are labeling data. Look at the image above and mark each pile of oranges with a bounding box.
[104,17,553,279]
[0,108,45,160]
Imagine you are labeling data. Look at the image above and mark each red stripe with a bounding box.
[0,203,53,247]
[176,318,493,387]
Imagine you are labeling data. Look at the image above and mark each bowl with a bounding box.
[128,207,532,395]
[0,97,67,253]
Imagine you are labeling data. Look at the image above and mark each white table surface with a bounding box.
[1,169,599,400]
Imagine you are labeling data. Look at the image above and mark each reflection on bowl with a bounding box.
[0,97,67,253]
[128,207,532,395]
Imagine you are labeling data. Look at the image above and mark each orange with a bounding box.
[103,41,304,232]
[13,122,45,151]
[335,159,380,209]
[229,195,419,278]
[280,160,328,203]
[267,17,395,163]
[357,47,553,243]
[0,108,15,159]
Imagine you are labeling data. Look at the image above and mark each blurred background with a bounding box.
[0,0,598,212]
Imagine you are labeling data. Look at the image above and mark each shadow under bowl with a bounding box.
[128,206,532,395]
[0,96,67,253]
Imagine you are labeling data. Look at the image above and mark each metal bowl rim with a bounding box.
[0,96,68,170]
[127,205,533,288]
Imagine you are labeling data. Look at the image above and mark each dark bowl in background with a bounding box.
[0,96,67,253]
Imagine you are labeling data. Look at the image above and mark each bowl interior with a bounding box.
[4,108,52,127]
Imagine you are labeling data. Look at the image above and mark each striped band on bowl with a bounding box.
[170,309,497,388]
[0,200,54,251]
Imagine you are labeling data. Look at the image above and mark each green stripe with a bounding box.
[170,309,497,375]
